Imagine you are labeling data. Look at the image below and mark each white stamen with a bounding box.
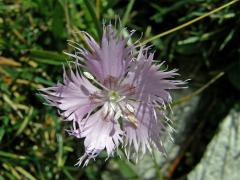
[127,114,138,127]
[83,71,110,91]
[110,102,117,111]
[83,71,94,80]
[116,96,126,103]
[114,109,123,120]
[102,103,109,117]
[126,104,135,113]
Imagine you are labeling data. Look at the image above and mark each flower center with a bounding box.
[108,90,120,102]
[103,90,138,128]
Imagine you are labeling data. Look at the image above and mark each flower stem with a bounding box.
[139,0,239,46]
[173,72,225,106]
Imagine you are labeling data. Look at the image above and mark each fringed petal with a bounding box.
[75,110,123,166]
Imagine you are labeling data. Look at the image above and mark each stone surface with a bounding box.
[188,105,240,180]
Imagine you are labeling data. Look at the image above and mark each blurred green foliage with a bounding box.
[0,0,239,179]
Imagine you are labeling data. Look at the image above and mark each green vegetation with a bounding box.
[0,0,239,179]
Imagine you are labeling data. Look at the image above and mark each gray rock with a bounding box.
[188,106,240,180]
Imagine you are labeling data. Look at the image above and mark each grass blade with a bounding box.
[15,107,34,136]
[83,0,102,39]
[173,72,225,106]
[122,0,135,26]
[15,166,37,180]
[140,0,239,45]
[29,49,68,65]
[0,151,27,160]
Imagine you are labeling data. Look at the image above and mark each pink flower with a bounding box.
[40,24,186,166]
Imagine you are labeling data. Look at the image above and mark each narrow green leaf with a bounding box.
[29,49,68,65]
[83,0,102,39]
[177,36,199,45]
[51,1,65,38]
[2,171,15,180]
[57,134,64,168]
[0,127,5,143]
[30,58,64,65]
[15,166,36,180]
[15,107,34,136]
[0,151,27,160]
[3,94,23,118]
[219,29,234,51]
[34,77,54,86]
[122,0,135,26]
[63,168,75,180]
[10,167,21,179]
